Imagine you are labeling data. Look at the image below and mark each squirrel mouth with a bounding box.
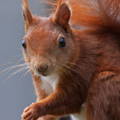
[40,72,48,76]
[34,70,49,77]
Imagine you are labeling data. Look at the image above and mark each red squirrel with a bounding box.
[21,0,120,120]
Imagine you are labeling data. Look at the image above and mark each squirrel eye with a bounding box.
[22,40,26,49]
[58,37,66,48]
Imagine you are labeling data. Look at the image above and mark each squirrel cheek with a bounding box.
[23,54,29,63]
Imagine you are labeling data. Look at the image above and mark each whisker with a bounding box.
[23,69,31,78]
[18,67,31,81]
[0,63,27,75]
[0,57,24,68]
[66,62,82,70]
[6,66,28,80]
[59,63,80,75]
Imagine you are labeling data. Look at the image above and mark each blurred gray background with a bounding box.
[0,0,49,120]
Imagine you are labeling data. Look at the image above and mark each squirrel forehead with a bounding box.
[25,27,59,42]
[25,18,61,40]
[24,26,60,51]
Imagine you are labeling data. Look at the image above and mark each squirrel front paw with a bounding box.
[21,102,44,120]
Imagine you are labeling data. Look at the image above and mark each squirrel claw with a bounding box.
[21,103,41,120]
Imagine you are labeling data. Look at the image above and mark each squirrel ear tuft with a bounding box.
[22,0,33,32]
[54,3,71,29]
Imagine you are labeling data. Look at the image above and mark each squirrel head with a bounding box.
[22,0,78,76]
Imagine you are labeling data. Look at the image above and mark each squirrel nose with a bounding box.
[37,64,48,74]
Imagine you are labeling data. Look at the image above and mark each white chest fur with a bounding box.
[40,74,86,120]
[40,74,59,95]
[71,104,87,120]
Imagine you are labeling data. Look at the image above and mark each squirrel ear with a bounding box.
[22,0,33,32]
[54,3,71,29]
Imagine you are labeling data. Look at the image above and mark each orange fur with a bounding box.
[50,0,120,31]
[21,0,120,120]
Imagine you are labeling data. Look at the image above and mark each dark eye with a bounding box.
[58,37,66,48]
[22,40,26,49]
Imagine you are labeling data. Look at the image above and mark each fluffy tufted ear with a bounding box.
[22,0,33,32]
[54,3,71,30]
